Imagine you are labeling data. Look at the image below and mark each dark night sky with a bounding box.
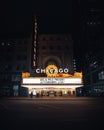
[0,0,79,50]
[0,0,78,34]
[1,0,103,71]
[0,0,81,70]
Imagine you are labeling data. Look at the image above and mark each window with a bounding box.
[7,43,10,46]
[22,65,26,71]
[6,56,13,62]
[57,45,61,50]
[42,46,46,50]
[17,55,21,60]
[16,65,20,71]
[18,41,23,45]
[42,37,46,41]
[98,71,104,80]
[65,45,69,50]
[5,65,9,71]
[12,75,20,81]
[24,40,27,44]
[1,42,5,46]
[57,37,61,41]
[23,55,27,60]
[49,46,54,50]
[92,71,99,83]
[50,37,54,41]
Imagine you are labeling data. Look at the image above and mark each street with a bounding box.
[0,97,104,130]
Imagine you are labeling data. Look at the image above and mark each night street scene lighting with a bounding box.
[0,0,104,97]
[0,0,104,130]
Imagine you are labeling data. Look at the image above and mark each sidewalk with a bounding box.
[0,96,76,100]
[0,96,102,100]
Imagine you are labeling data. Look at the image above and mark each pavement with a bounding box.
[1,96,104,100]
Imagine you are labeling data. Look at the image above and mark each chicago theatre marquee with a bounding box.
[22,65,83,96]
[21,16,83,96]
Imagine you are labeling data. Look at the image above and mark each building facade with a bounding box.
[34,34,74,75]
[0,16,83,97]
[0,35,32,96]
[83,51,104,96]
[0,33,76,97]
[75,0,104,96]
[21,33,83,97]
[80,1,103,52]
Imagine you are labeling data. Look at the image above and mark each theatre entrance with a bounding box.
[31,88,76,97]
[41,89,57,97]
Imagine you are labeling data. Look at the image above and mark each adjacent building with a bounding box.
[83,37,104,96]
[76,0,104,96]
[0,34,32,96]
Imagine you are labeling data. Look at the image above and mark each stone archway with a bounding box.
[43,55,62,68]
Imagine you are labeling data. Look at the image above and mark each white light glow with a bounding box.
[22,77,82,84]
[21,84,83,89]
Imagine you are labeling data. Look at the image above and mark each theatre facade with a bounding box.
[22,75,83,97]
[20,26,83,97]
[0,16,83,97]
[21,64,83,97]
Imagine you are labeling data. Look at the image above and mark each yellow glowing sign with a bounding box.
[46,65,58,77]
[22,72,30,78]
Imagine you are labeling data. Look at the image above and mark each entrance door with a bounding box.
[48,90,56,97]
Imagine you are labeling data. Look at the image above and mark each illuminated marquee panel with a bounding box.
[22,77,82,84]
[21,84,83,89]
